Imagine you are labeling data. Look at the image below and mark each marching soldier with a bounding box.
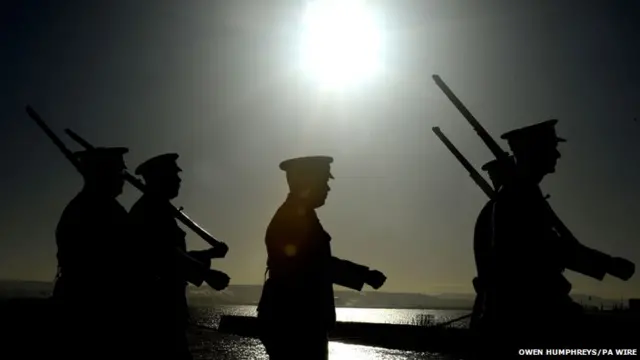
[469,158,506,331]
[256,156,387,360]
[128,153,230,360]
[483,120,635,347]
[53,147,143,357]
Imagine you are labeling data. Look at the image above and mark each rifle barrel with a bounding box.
[26,106,81,170]
[432,127,495,198]
[432,75,509,161]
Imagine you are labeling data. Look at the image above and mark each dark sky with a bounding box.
[1,0,639,298]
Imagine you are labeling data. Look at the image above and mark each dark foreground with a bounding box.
[217,313,640,358]
[2,298,638,359]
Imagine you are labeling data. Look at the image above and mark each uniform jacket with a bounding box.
[54,190,138,305]
[257,195,370,331]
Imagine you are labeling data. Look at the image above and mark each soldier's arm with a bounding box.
[64,204,141,283]
[175,248,207,286]
[497,194,617,283]
[330,257,370,291]
[562,236,610,281]
[170,229,209,286]
[187,249,212,269]
[130,208,207,286]
[55,212,96,276]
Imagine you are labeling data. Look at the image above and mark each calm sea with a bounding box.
[188,305,470,360]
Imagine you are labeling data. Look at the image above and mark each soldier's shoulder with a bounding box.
[60,193,93,215]
[272,202,309,222]
[129,196,159,214]
[496,182,537,198]
[58,194,116,226]
[494,184,543,214]
[266,203,308,234]
[128,197,145,214]
[478,199,495,214]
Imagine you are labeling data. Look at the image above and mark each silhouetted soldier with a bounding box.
[482,120,634,348]
[469,158,510,331]
[53,147,142,358]
[128,153,230,360]
[257,156,387,360]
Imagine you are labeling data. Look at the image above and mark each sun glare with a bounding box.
[298,0,382,89]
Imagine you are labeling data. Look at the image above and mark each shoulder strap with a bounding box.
[489,198,499,249]
[263,265,269,283]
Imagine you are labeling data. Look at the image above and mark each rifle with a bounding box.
[26,106,82,170]
[432,75,510,162]
[432,127,494,198]
[24,105,217,274]
[63,128,228,255]
[431,75,618,281]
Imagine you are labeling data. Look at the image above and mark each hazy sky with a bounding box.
[1,0,639,298]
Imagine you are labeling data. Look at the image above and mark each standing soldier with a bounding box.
[128,153,230,360]
[53,147,143,358]
[484,120,635,347]
[257,156,387,360]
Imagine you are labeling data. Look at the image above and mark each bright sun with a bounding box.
[298,0,382,89]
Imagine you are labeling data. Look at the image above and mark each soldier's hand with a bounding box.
[365,270,386,290]
[207,243,229,259]
[608,257,635,281]
[204,269,230,291]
